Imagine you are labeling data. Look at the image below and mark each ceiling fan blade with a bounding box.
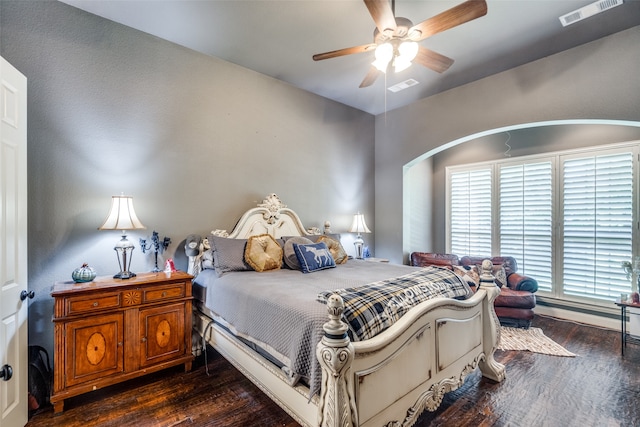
[313,43,377,61]
[359,66,381,88]
[414,46,454,74]
[364,0,397,36]
[408,0,487,42]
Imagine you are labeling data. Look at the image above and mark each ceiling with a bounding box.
[59,0,640,115]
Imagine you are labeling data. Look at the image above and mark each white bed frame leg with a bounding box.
[477,259,506,382]
[316,295,358,427]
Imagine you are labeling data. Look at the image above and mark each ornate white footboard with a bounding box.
[193,260,504,427]
[315,259,504,427]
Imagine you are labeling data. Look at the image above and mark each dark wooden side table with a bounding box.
[615,299,640,356]
[50,271,194,413]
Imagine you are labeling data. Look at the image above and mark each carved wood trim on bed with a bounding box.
[188,194,505,427]
[217,193,319,238]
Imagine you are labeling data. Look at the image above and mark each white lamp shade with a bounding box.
[394,57,412,72]
[398,41,418,61]
[99,195,146,231]
[394,41,418,72]
[349,213,371,234]
[372,42,393,72]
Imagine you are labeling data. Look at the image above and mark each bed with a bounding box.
[186,194,505,427]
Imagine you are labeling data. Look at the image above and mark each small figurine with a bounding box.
[72,263,97,283]
[363,246,371,258]
[140,231,171,272]
[164,258,176,273]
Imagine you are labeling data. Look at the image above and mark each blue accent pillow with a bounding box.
[292,242,336,273]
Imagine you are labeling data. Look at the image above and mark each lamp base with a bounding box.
[113,233,136,280]
[354,236,364,260]
[113,271,136,279]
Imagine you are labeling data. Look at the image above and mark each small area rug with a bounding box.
[498,327,577,357]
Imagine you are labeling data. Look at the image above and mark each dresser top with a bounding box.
[52,270,193,295]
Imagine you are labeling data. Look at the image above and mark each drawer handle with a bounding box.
[141,337,147,343]
[93,302,98,307]
[162,291,167,297]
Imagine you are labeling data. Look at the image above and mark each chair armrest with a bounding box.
[410,252,459,269]
[507,272,538,293]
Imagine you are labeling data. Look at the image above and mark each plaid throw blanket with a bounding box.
[317,266,473,341]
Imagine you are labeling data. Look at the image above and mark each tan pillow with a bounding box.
[317,235,348,264]
[244,234,283,272]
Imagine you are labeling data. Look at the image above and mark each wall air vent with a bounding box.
[388,79,419,93]
[559,0,623,27]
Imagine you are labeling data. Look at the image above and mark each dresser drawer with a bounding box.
[66,293,121,315]
[143,283,186,303]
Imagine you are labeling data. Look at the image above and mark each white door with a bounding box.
[0,56,28,427]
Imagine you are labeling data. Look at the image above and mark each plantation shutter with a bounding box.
[449,168,492,256]
[562,151,633,299]
[499,161,553,292]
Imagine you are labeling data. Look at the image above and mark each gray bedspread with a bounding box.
[193,260,446,397]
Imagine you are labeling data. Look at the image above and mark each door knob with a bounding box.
[0,364,12,381]
[20,290,35,301]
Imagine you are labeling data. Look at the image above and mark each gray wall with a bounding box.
[374,26,640,263]
[1,1,375,352]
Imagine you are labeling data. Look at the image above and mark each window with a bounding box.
[499,161,553,292]
[561,151,633,300]
[448,168,492,256]
[447,143,637,304]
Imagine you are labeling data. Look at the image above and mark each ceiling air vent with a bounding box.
[559,0,623,27]
[388,79,419,93]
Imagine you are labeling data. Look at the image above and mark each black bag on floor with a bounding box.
[28,345,52,412]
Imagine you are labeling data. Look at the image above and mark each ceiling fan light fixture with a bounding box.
[373,42,393,72]
[398,41,418,62]
[393,40,418,72]
[372,58,389,72]
[393,57,412,73]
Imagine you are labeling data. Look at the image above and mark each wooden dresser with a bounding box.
[50,271,194,413]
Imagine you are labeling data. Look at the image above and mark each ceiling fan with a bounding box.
[312,0,488,88]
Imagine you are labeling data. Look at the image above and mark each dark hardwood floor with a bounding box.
[27,314,640,427]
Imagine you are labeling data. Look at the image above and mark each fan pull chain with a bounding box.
[384,71,388,123]
[504,131,512,157]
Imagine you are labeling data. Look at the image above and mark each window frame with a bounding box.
[446,141,639,305]
[498,158,555,293]
[446,165,493,257]
[558,146,637,302]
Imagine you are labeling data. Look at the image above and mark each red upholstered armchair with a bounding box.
[410,252,538,328]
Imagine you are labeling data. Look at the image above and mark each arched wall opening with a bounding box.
[403,120,640,259]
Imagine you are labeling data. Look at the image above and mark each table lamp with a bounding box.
[99,194,146,279]
[349,212,371,259]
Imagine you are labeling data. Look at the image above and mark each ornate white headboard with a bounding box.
[213,193,320,239]
[187,194,322,275]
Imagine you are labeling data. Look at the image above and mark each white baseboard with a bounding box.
[534,304,621,331]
